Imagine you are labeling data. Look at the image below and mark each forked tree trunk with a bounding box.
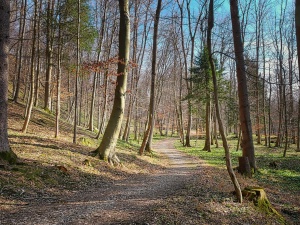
[230,0,256,171]
[0,0,17,163]
[207,0,242,203]
[95,0,130,163]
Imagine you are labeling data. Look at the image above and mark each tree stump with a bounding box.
[242,187,285,222]
[238,156,251,177]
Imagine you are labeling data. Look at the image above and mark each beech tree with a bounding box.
[139,0,162,155]
[94,0,130,163]
[296,0,300,151]
[230,0,256,172]
[22,0,38,133]
[0,0,17,163]
[207,0,242,203]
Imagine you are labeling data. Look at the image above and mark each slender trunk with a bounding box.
[97,73,108,139]
[13,0,27,103]
[34,1,41,107]
[139,0,162,155]
[295,0,300,151]
[213,109,219,148]
[255,6,261,144]
[44,0,54,111]
[73,0,80,144]
[89,1,107,131]
[208,0,242,202]
[22,0,38,134]
[55,11,62,138]
[203,98,211,152]
[268,64,272,148]
[262,26,268,146]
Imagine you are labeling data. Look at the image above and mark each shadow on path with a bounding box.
[1,138,201,225]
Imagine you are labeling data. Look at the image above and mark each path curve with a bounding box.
[1,139,201,225]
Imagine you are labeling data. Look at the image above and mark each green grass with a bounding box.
[175,135,300,193]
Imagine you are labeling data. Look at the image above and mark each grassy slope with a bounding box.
[0,101,166,208]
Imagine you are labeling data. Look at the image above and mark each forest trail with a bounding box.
[1,138,202,225]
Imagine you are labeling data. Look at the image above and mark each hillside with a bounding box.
[1,101,165,206]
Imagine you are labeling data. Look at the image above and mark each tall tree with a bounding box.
[94,0,130,163]
[139,0,162,155]
[44,0,55,111]
[22,0,38,133]
[207,0,242,202]
[230,0,256,171]
[73,0,81,143]
[12,0,27,103]
[296,0,300,151]
[0,0,17,163]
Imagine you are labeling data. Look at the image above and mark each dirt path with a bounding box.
[1,139,201,225]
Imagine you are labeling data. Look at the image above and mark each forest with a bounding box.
[0,0,300,224]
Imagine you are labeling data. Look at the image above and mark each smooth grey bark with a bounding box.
[0,0,17,163]
[95,0,130,163]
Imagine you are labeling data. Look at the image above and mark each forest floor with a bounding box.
[0,101,299,224]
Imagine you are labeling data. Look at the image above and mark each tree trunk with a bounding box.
[55,5,62,138]
[213,109,219,148]
[230,0,256,171]
[73,0,80,144]
[203,98,211,152]
[0,0,17,163]
[34,1,42,107]
[295,0,300,151]
[207,0,242,203]
[22,0,38,134]
[44,0,54,111]
[89,1,107,132]
[13,0,27,103]
[95,0,130,163]
[139,0,162,155]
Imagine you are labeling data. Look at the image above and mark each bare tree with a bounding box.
[295,0,300,151]
[94,0,130,163]
[207,0,242,203]
[139,0,162,155]
[22,0,38,133]
[73,0,81,143]
[230,0,256,172]
[0,0,17,163]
